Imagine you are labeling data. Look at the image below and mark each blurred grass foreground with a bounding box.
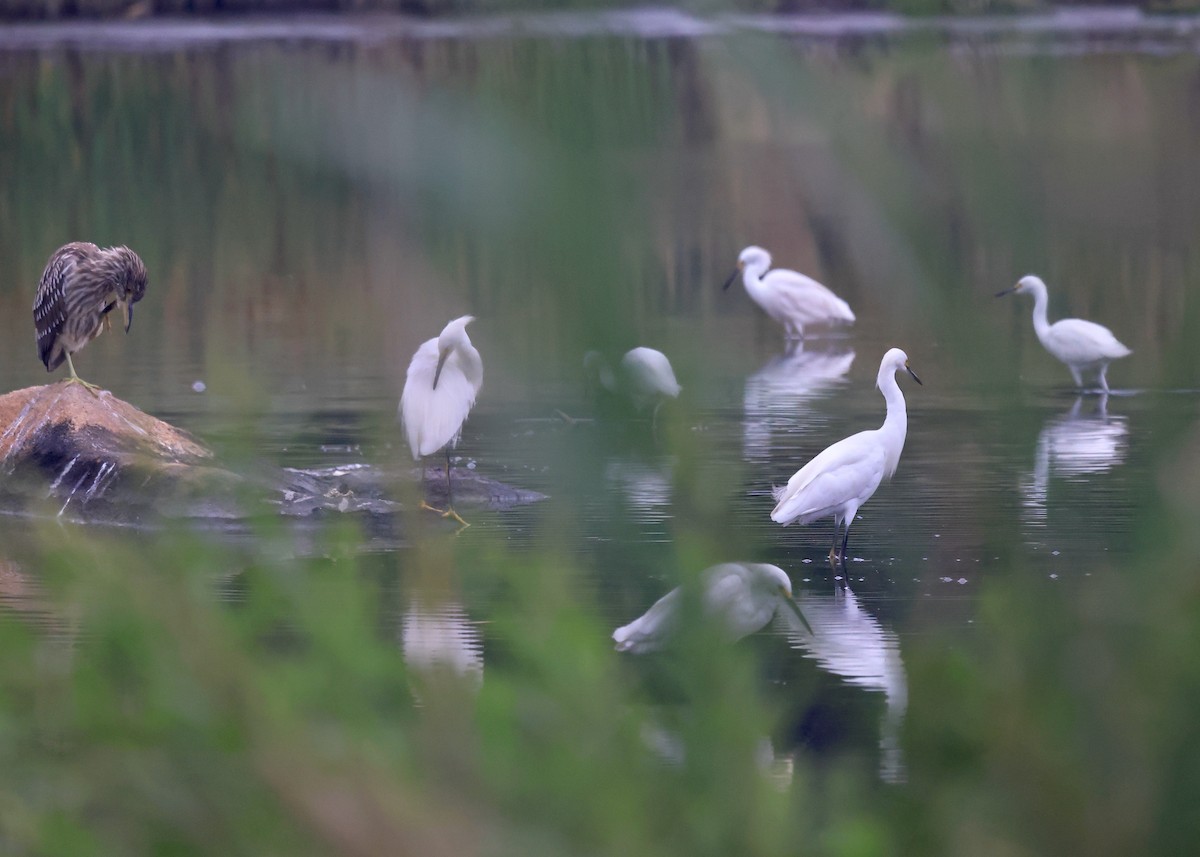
[6,451,1200,856]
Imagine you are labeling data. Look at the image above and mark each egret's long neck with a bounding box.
[457,340,484,387]
[876,368,908,477]
[1028,283,1052,342]
[742,259,771,298]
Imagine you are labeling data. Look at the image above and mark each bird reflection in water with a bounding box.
[742,342,855,462]
[780,582,908,783]
[1022,394,1129,527]
[400,597,484,691]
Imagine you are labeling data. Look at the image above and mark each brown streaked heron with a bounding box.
[399,315,483,528]
[33,242,148,393]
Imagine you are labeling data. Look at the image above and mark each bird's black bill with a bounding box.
[782,595,815,636]
[123,302,134,333]
[994,286,1018,298]
[432,348,450,390]
[722,270,739,291]
[907,365,923,385]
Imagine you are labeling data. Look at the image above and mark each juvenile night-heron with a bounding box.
[33,242,148,392]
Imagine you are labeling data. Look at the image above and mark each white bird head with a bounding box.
[724,245,772,289]
[878,347,922,387]
[753,564,816,635]
[996,274,1047,299]
[434,315,476,389]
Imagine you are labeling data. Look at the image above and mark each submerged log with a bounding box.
[0,383,545,524]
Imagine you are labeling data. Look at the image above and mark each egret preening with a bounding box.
[723,246,855,340]
[771,348,920,564]
[996,274,1131,392]
[612,562,812,653]
[399,315,483,527]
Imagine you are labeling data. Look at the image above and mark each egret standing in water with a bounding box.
[583,346,681,427]
[996,274,1131,392]
[724,245,855,340]
[400,315,483,527]
[771,348,920,564]
[612,562,812,653]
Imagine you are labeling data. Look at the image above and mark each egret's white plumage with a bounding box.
[997,275,1130,392]
[724,246,855,339]
[585,346,681,421]
[399,315,483,524]
[620,347,681,410]
[771,348,920,563]
[613,562,810,653]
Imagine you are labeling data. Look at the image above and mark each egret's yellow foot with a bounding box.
[554,409,577,426]
[419,499,447,515]
[441,508,470,528]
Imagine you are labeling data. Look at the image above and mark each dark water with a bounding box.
[1,12,1199,782]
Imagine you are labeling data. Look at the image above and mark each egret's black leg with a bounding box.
[441,447,468,528]
[840,521,851,566]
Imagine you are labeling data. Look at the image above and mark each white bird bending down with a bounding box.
[996,274,1131,393]
[724,245,855,340]
[583,347,681,427]
[771,348,920,564]
[399,315,483,527]
[620,347,681,411]
[612,562,812,654]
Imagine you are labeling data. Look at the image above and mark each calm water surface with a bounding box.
[1,12,1198,778]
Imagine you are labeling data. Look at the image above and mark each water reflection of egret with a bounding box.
[1022,394,1128,525]
[780,582,908,783]
[399,315,483,526]
[996,275,1131,392]
[613,562,811,653]
[605,458,674,520]
[400,598,484,689]
[742,342,855,462]
[771,348,920,563]
[723,245,855,340]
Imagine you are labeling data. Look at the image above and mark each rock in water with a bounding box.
[0,383,236,520]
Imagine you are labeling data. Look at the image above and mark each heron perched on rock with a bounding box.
[400,316,483,527]
[33,242,148,393]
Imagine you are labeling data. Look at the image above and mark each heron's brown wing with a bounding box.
[33,243,96,371]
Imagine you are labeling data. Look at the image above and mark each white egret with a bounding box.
[584,347,681,425]
[771,348,920,564]
[724,246,855,339]
[399,315,483,526]
[612,561,812,653]
[996,274,1131,392]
